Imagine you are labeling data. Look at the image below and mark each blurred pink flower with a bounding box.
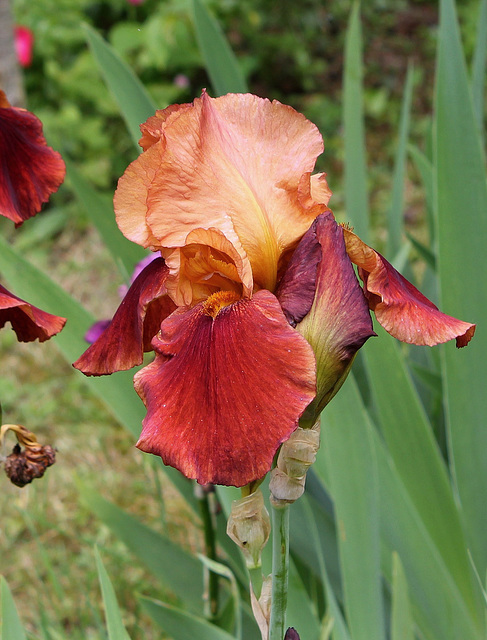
[127,0,145,5]
[14,26,34,68]
[174,74,190,89]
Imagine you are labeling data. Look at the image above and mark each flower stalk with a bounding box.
[195,484,219,620]
[269,502,290,640]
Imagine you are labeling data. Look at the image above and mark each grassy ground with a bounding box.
[0,222,203,639]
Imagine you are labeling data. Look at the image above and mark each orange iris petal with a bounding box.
[343,228,475,347]
[134,290,316,486]
[115,92,331,304]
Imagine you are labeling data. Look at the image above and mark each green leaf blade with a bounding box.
[0,577,27,640]
[140,598,236,640]
[387,64,414,259]
[80,488,204,614]
[83,24,156,148]
[391,553,415,640]
[321,380,386,640]
[343,2,369,242]
[363,330,477,616]
[435,0,487,584]
[192,0,247,97]
[66,158,146,277]
[95,548,132,640]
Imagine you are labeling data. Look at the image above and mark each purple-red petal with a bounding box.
[0,283,66,342]
[343,229,476,348]
[73,257,176,375]
[276,215,326,326]
[0,91,65,225]
[296,215,375,421]
[134,290,316,487]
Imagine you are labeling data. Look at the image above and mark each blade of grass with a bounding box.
[375,419,479,640]
[192,0,247,96]
[391,553,415,640]
[66,158,146,277]
[363,328,479,619]
[95,548,132,640]
[0,236,144,439]
[83,24,156,149]
[387,63,414,258]
[435,0,487,582]
[0,577,27,640]
[321,380,386,640]
[343,2,369,242]
[316,376,480,640]
[79,486,204,614]
[471,0,487,144]
[140,597,236,640]
[408,144,435,243]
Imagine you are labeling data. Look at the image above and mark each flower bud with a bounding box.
[226,489,270,569]
[269,421,320,506]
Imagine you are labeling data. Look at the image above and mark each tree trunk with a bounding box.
[0,0,25,107]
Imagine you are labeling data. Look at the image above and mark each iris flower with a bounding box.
[0,89,66,340]
[74,92,475,487]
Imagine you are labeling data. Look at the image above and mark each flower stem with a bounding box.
[269,503,290,640]
[199,489,219,619]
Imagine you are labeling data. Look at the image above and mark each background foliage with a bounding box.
[0,0,486,639]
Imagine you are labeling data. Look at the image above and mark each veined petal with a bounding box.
[139,102,192,151]
[275,216,323,326]
[134,290,316,487]
[343,228,476,347]
[0,90,65,225]
[0,283,66,342]
[115,92,330,297]
[295,215,375,422]
[73,257,176,375]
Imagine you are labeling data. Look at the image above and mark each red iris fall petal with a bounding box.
[74,257,176,375]
[134,290,316,487]
[343,229,476,348]
[0,91,65,225]
[0,283,66,342]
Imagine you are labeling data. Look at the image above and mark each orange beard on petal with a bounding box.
[203,291,242,318]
